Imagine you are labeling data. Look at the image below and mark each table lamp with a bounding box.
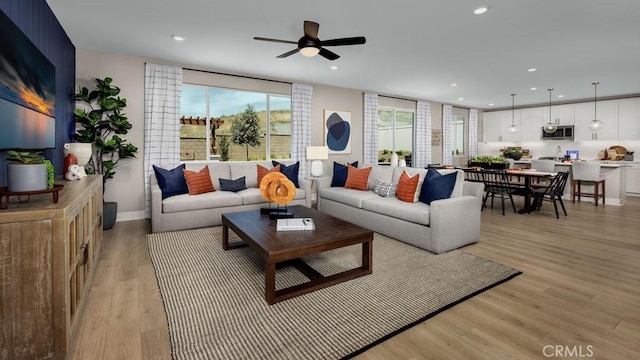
[306,146,328,177]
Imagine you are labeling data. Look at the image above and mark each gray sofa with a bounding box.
[151,161,311,233]
[317,165,484,254]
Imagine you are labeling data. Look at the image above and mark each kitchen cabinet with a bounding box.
[482,110,521,142]
[626,163,640,195]
[573,100,619,141]
[520,107,544,141]
[0,175,103,359]
[618,98,640,140]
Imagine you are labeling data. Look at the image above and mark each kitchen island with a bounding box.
[514,160,628,206]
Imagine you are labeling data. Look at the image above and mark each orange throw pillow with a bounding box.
[183,166,215,195]
[257,164,281,187]
[396,171,419,203]
[344,165,372,191]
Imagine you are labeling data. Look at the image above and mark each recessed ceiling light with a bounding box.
[171,34,185,41]
[451,83,458,87]
[330,65,338,70]
[488,103,495,106]
[473,6,489,15]
[528,68,537,72]
[530,87,537,91]
[458,97,464,101]
[557,94,565,98]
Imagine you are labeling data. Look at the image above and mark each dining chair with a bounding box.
[571,161,606,206]
[481,169,517,215]
[531,171,569,218]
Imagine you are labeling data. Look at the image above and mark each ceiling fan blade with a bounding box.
[276,48,300,58]
[254,36,297,45]
[304,21,319,39]
[319,48,340,61]
[321,36,366,47]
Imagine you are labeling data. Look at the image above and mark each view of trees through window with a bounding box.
[378,107,414,164]
[180,84,291,161]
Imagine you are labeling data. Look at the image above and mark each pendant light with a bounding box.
[507,93,519,134]
[587,82,604,132]
[543,88,558,133]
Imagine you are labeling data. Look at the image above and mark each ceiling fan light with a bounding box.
[300,46,320,57]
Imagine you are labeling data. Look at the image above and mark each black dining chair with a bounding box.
[531,171,569,218]
[481,169,518,215]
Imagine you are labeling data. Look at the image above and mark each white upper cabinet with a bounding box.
[573,100,618,141]
[557,104,575,126]
[482,111,501,142]
[520,107,544,141]
[618,98,640,140]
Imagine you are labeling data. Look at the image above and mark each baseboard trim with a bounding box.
[117,210,146,222]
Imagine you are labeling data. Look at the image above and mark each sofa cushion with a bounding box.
[183,166,215,195]
[419,169,457,205]
[367,165,395,190]
[153,164,189,199]
[372,179,397,198]
[393,167,428,202]
[396,170,420,203]
[331,161,358,187]
[185,163,230,190]
[272,161,300,188]
[436,169,464,198]
[319,187,379,209]
[162,191,243,213]
[239,186,306,205]
[362,197,431,226]
[230,163,260,188]
[345,165,372,191]
[219,176,247,192]
[257,164,280,188]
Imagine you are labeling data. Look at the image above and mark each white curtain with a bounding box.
[442,104,454,165]
[143,63,182,218]
[291,83,313,176]
[415,101,432,168]
[469,108,478,157]
[363,93,379,165]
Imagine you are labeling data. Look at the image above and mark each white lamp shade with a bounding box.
[306,146,328,160]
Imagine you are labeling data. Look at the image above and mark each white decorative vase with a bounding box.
[310,160,324,177]
[390,153,399,167]
[64,143,92,166]
[398,159,407,167]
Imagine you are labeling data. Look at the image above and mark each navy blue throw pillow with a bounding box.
[331,161,359,187]
[418,169,457,205]
[219,176,247,192]
[153,164,189,199]
[272,161,300,188]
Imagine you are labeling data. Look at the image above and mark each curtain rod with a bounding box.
[183,67,292,85]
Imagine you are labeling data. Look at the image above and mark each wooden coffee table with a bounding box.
[222,205,373,304]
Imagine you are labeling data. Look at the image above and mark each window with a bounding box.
[453,114,465,155]
[180,85,291,162]
[378,107,414,164]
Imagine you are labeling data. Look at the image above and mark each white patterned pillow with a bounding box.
[373,179,397,198]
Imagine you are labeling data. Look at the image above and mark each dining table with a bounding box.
[506,169,556,213]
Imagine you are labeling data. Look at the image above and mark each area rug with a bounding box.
[147,227,520,360]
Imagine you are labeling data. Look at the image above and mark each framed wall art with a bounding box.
[323,109,351,154]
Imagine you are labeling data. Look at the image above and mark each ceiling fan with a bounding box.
[253,20,366,61]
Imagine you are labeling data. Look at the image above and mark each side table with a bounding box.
[304,176,330,208]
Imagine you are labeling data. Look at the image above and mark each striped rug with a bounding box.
[148,227,520,360]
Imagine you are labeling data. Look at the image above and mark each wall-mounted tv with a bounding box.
[0,9,56,150]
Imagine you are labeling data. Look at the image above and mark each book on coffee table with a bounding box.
[276,217,315,231]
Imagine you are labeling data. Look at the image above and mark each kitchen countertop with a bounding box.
[514,160,633,168]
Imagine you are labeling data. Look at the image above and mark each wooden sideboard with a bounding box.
[0,175,103,359]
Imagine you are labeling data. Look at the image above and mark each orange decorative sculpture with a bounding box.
[259,172,296,218]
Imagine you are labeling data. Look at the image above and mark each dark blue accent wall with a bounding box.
[0,0,75,186]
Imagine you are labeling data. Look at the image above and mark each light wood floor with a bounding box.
[69,196,640,360]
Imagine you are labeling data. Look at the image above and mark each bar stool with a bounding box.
[571,161,606,206]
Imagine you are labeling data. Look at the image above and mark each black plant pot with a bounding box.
[103,201,117,230]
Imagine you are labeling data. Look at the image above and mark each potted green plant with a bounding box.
[503,147,523,160]
[73,77,138,229]
[5,151,54,192]
[469,155,509,169]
